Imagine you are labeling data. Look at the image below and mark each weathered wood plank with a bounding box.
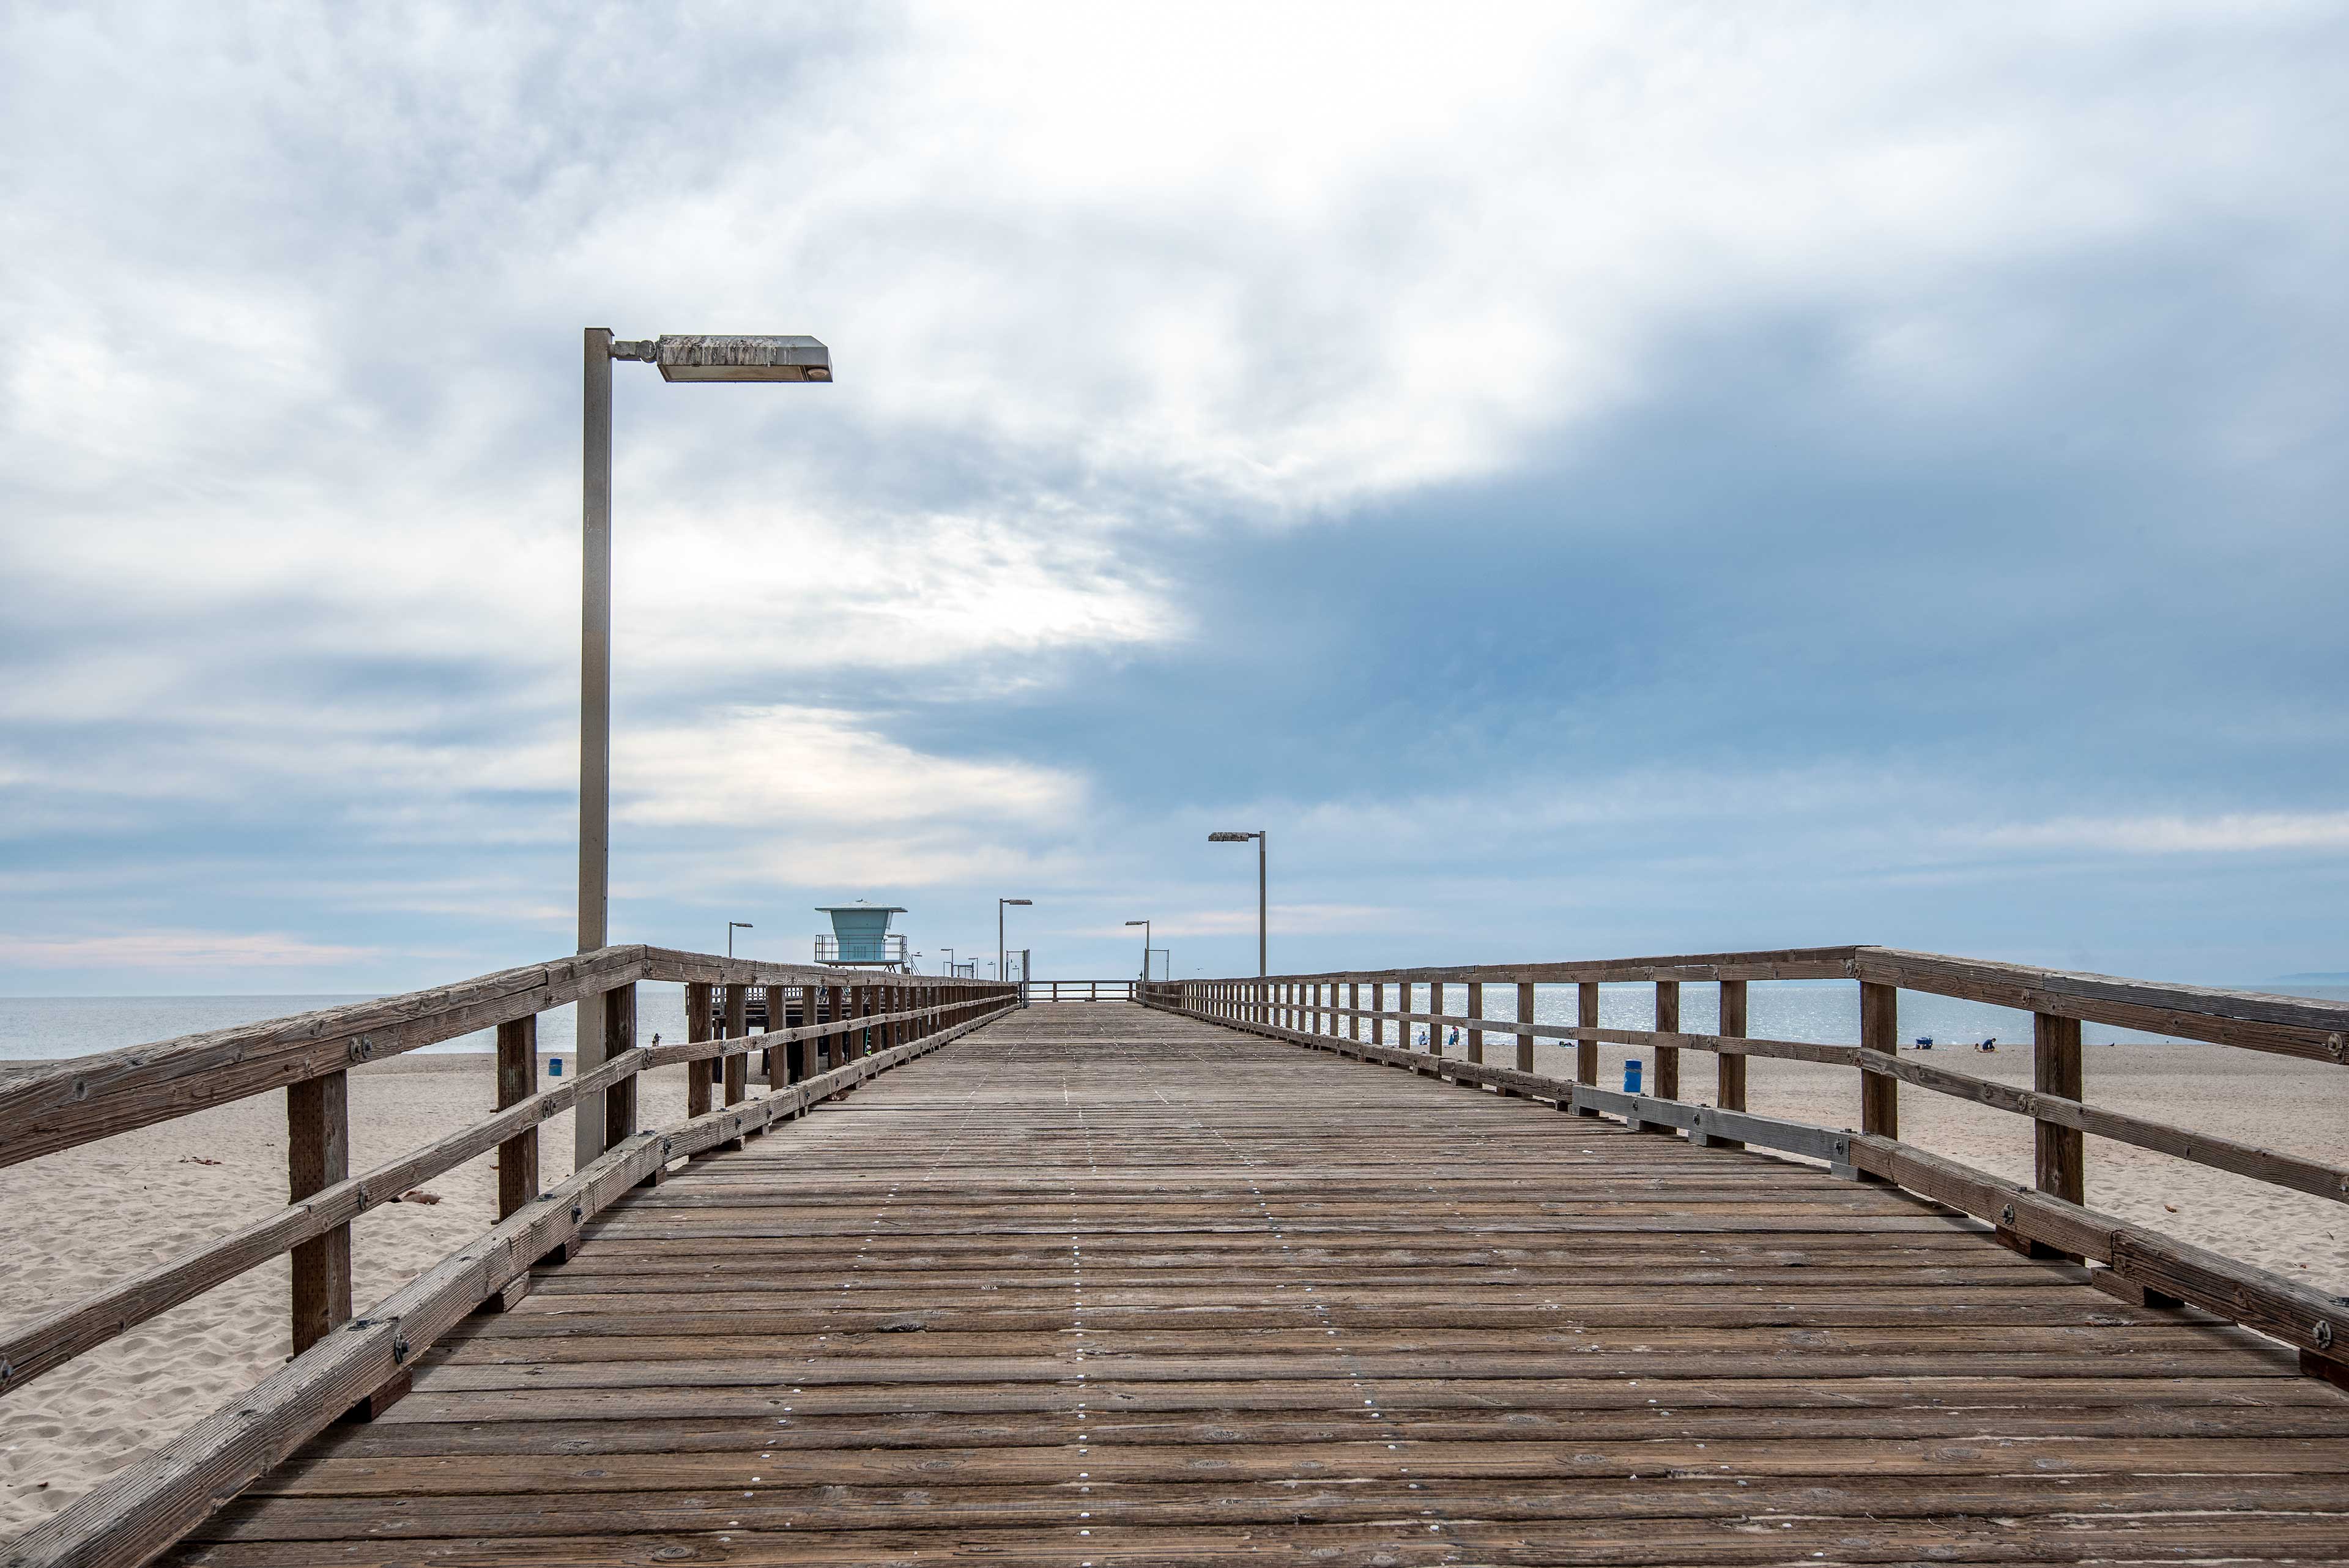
[0,946,653,1169]
[284,1071,351,1356]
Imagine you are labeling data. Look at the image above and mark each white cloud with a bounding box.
[1981,811,2349,855]
[0,930,379,970]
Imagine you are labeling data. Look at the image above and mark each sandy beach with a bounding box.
[3,1032,2345,1537]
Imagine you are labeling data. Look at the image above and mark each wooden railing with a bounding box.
[1141,945,2349,1387]
[0,946,1017,1568]
[1029,979,1137,1001]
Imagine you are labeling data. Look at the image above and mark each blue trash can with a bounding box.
[1624,1058,1642,1094]
[547,1057,563,1077]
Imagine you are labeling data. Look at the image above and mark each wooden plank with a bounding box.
[1578,983,1597,1105]
[1652,979,1679,1101]
[1859,978,1898,1140]
[285,1070,351,1356]
[2035,1009,2084,1208]
[683,981,713,1118]
[1465,979,1483,1064]
[1853,945,2349,1062]
[0,945,651,1170]
[722,984,748,1108]
[1515,979,1534,1072]
[1709,978,1748,1151]
[601,984,637,1150]
[494,1016,538,1221]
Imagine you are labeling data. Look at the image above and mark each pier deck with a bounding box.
[174,1003,2349,1566]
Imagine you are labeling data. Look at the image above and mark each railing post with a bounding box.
[1653,980,1680,1102]
[1516,980,1535,1072]
[1466,980,1485,1064]
[1350,981,1360,1041]
[1575,981,1599,1114]
[723,985,748,1105]
[2034,1011,2085,1252]
[1712,979,1748,1150]
[603,983,637,1149]
[286,1070,352,1355]
[764,984,788,1088]
[497,1016,540,1217]
[1428,981,1443,1056]
[685,981,714,1117]
[1860,979,1899,1143]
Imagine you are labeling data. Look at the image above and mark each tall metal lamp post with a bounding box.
[578,330,830,1167]
[1207,830,1267,976]
[727,921,754,959]
[1124,919,1150,982]
[998,899,1032,989]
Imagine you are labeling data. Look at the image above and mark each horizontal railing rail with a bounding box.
[1026,979,1137,1001]
[1,949,1019,1568]
[1140,943,2349,1389]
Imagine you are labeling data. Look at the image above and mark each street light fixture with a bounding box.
[1207,830,1267,976]
[998,899,1032,988]
[727,920,754,959]
[578,327,830,1168]
[1124,919,1150,982]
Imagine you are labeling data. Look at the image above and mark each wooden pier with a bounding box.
[166,1004,2349,1565]
[8,946,2349,1566]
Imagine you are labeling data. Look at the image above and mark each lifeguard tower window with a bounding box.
[815,901,910,969]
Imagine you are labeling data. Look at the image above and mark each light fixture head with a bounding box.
[1208,831,1258,842]
[653,334,832,383]
[1003,898,1033,906]
[1125,920,1146,926]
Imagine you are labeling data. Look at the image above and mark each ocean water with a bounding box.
[0,979,2340,1066]
[0,984,692,1065]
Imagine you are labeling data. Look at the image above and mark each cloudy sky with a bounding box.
[2,2,2344,994]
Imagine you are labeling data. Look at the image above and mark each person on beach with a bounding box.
[1447,1026,1461,1050]
[1978,1036,1997,1052]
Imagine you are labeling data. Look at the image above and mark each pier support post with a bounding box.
[1466,981,1485,1065]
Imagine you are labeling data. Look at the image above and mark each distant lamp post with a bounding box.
[1207,830,1267,976]
[577,329,829,1169]
[999,899,1032,987]
[727,921,754,959]
[1124,919,1151,981]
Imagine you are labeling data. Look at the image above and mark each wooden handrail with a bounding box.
[1146,983,2349,1382]
[0,946,653,1171]
[1144,942,2349,1388]
[0,956,1017,1414]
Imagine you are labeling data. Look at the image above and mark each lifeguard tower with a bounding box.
[814,901,909,970]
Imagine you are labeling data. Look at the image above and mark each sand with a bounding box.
[3,1036,2345,1537]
